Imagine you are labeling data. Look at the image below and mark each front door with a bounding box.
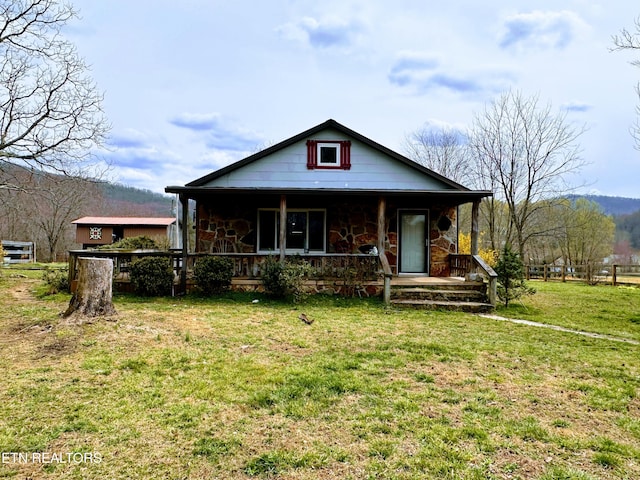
[399,211,428,274]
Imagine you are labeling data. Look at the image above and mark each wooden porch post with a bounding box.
[471,200,480,256]
[279,194,287,262]
[180,193,189,293]
[378,196,392,305]
[377,196,386,254]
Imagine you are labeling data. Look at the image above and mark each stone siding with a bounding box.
[195,197,457,277]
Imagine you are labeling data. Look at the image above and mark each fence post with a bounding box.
[543,264,548,282]
[612,264,617,286]
[526,264,530,280]
[561,265,566,282]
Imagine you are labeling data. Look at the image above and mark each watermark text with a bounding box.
[1,452,102,464]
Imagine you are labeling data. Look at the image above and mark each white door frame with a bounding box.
[397,209,429,275]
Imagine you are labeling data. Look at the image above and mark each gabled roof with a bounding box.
[72,217,175,226]
[165,119,492,203]
[182,119,469,190]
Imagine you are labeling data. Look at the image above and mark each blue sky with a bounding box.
[68,0,640,198]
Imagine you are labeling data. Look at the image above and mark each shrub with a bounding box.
[42,266,69,294]
[100,235,160,250]
[129,256,174,296]
[495,245,535,307]
[459,232,498,267]
[261,256,312,303]
[194,256,234,294]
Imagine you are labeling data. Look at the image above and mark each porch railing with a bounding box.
[68,250,383,293]
[449,254,497,306]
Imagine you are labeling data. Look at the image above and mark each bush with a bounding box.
[42,266,69,295]
[261,256,312,303]
[130,256,174,296]
[100,235,160,250]
[194,256,234,294]
[459,232,498,267]
[495,245,535,307]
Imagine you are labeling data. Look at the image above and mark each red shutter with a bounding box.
[306,140,317,169]
[340,141,351,170]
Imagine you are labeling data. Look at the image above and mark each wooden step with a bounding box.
[390,298,494,313]
[391,281,486,291]
[390,288,487,302]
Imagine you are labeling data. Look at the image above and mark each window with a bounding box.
[318,143,340,166]
[306,140,351,169]
[258,209,326,253]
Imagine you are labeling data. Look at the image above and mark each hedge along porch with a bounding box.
[165,119,493,303]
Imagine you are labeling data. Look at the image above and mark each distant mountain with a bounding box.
[94,182,174,218]
[566,194,640,216]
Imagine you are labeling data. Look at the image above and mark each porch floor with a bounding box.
[391,275,467,286]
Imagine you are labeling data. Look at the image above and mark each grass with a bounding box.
[498,280,640,342]
[0,272,639,478]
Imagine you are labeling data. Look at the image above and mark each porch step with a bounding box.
[390,298,494,313]
[390,280,493,312]
[390,288,487,302]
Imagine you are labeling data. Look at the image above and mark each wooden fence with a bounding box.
[2,240,35,264]
[525,264,640,286]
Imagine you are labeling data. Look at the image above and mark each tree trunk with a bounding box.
[64,258,117,319]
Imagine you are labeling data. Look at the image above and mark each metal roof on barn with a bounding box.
[72,217,176,226]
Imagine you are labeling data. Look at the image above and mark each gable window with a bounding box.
[319,143,340,166]
[306,140,351,169]
[258,209,326,253]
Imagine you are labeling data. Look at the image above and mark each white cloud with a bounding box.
[276,15,366,50]
[499,10,589,50]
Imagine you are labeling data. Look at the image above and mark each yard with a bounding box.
[0,269,639,479]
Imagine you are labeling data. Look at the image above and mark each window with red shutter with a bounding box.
[306,140,351,170]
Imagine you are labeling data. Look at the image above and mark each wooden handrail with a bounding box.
[379,253,393,305]
[472,255,497,306]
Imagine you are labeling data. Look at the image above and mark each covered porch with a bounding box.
[162,188,495,307]
[67,248,496,309]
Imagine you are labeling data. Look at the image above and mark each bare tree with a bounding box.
[554,198,614,267]
[612,16,640,149]
[0,164,103,261]
[30,174,102,261]
[0,0,109,185]
[402,124,470,184]
[469,90,587,259]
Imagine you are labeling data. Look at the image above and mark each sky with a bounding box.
[66,0,640,198]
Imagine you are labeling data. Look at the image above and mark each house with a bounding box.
[165,119,494,307]
[71,216,176,249]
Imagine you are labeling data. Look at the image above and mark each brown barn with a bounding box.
[72,216,176,249]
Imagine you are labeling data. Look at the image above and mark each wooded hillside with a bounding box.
[0,164,173,261]
[96,182,173,217]
[566,194,640,216]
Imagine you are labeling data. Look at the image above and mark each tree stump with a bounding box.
[64,258,117,319]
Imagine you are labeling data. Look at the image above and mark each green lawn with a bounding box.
[0,272,639,479]
[498,280,640,343]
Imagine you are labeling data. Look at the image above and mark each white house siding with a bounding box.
[200,129,455,192]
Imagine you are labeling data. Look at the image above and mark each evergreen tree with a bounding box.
[495,245,535,307]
